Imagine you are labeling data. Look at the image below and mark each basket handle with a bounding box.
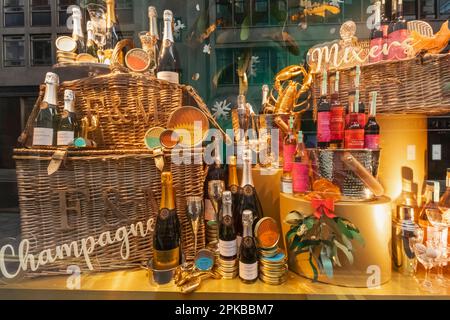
[110,39,135,73]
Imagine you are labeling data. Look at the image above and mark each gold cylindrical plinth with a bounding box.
[238,167,284,247]
[280,193,392,288]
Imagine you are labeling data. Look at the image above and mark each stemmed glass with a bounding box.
[410,228,440,293]
[426,208,449,285]
[87,4,107,63]
[186,197,203,256]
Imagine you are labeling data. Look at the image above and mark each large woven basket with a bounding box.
[19,39,223,150]
[312,53,450,116]
[12,148,205,278]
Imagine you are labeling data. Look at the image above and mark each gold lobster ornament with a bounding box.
[263,65,312,115]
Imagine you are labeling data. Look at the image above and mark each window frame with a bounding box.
[3,34,26,67]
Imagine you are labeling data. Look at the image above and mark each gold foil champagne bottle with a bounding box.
[153,172,181,270]
[33,72,59,147]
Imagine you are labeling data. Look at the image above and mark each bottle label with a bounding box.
[345,129,365,149]
[281,179,293,194]
[204,199,216,221]
[317,112,331,143]
[330,107,345,141]
[157,71,179,84]
[370,37,384,63]
[388,29,409,60]
[57,131,75,146]
[219,239,237,257]
[153,247,180,270]
[292,163,309,194]
[239,261,258,281]
[365,134,380,150]
[283,144,296,172]
[33,127,54,146]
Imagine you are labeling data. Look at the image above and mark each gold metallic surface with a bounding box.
[1,269,447,300]
[280,194,392,288]
[377,115,428,205]
[237,167,284,249]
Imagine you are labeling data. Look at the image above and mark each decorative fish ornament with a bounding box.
[410,21,450,55]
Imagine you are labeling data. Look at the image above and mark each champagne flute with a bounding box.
[186,196,203,256]
[87,4,107,63]
[426,208,449,285]
[208,180,225,224]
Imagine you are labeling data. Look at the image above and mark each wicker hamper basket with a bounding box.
[19,39,223,150]
[13,148,205,277]
[10,40,219,278]
[312,53,450,115]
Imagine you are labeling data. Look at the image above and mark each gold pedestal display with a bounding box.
[237,167,284,247]
[280,194,392,288]
[377,115,428,202]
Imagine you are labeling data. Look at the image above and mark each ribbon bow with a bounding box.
[311,199,336,219]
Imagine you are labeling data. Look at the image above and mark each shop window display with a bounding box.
[0,0,448,303]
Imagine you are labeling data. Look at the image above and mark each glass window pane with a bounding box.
[253,0,269,25]
[58,0,77,26]
[3,36,25,67]
[4,0,24,27]
[234,0,250,26]
[404,0,417,19]
[31,35,53,66]
[439,0,450,18]
[420,0,437,18]
[216,0,233,27]
[31,12,52,26]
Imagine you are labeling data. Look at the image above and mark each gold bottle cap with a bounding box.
[229,155,237,166]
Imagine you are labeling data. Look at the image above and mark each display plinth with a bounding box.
[0,269,448,300]
[237,166,284,246]
[280,194,392,288]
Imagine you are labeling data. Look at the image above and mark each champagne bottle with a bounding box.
[71,7,85,53]
[86,21,98,59]
[105,0,121,50]
[239,210,258,284]
[153,172,181,270]
[33,72,59,147]
[157,10,180,84]
[148,6,160,72]
[364,91,381,150]
[219,191,237,261]
[235,149,263,241]
[228,155,240,218]
[317,71,331,149]
[204,144,226,222]
[57,90,79,147]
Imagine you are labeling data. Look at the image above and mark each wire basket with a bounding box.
[312,149,381,201]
